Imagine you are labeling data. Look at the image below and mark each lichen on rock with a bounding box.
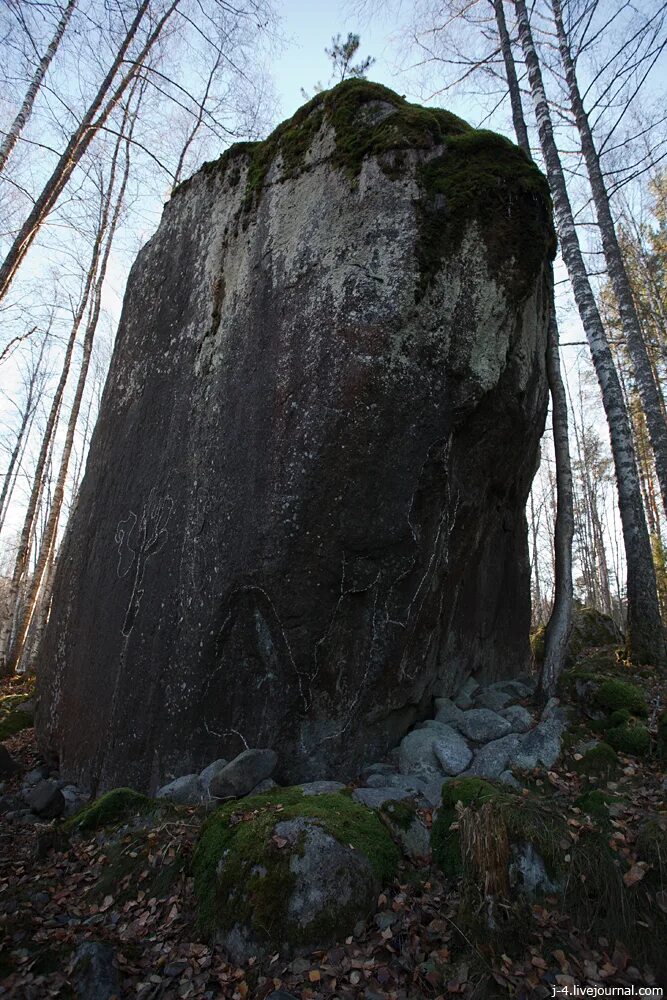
[193,786,400,958]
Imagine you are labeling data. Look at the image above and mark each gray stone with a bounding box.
[475,684,515,712]
[434,698,464,726]
[72,941,120,1000]
[249,778,277,795]
[360,762,395,779]
[509,843,560,896]
[27,779,65,819]
[300,780,346,796]
[513,708,568,770]
[24,766,47,787]
[220,816,380,962]
[0,745,18,778]
[199,757,229,789]
[398,728,445,782]
[37,83,552,791]
[381,800,431,861]
[499,769,522,790]
[501,704,534,733]
[156,773,206,805]
[352,786,412,809]
[456,708,512,743]
[365,772,428,796]
[454,677,480,711]
[465,734,521,779]
[209,748,278,799]
[432,726,473,776]
[60,784,90,817]
[501,678,534,699]
[422,778,447,808]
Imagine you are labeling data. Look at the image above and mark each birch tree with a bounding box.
[0,0,77,175]
[514,0,666,667]
[550,0,667,522]
[491,0,574,696]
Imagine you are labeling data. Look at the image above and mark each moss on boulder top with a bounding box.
[193,785,400,959]
[174,78,554,301]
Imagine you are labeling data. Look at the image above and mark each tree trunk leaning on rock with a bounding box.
[491,0,574,694]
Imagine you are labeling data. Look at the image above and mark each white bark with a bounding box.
[0,0,77,174]
[514,0,665,666]
[551,0,667,522]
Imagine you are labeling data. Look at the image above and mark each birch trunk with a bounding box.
[539,310,575,697]
[0,0,77,174]
[0,0,179,304]
[514,0,665,666]
[5,120,133,674]
[491,0,574,687]
[0,129,124,674]
[551,0,667,522]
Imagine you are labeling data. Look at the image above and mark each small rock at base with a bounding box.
[27,779,65,819]
[71,941,120,1000]
[209,748,278,799]
[432,726,473,776]
[456,708,512,742]
[0,745,18,778]
[249,778,277,795]
[501,704,534,734]
[300,780,346,796]
[199,758,229,790]
[352,787,412,809]
[434,698,464,725]
[155,773,205,805]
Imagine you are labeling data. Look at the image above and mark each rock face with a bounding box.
[37,80,553,792]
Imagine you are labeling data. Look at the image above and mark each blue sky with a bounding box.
[275,2,398,118]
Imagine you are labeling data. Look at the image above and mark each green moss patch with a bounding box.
[0,708,33,740]
[594,679,647,716]
[174,79,553,304]
[64,788,154,834]
[573,742,619,779]
[416,129,554,301]
[575,789,617,822]
[194,786,400,941]
[606,720,650,757]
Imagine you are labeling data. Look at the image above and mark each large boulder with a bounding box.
[193,787,399,960]
[37,79,553,791]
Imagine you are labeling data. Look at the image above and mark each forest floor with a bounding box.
[1,656,666,1000]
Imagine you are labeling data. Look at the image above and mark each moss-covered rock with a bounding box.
[175,78,554,304]
[193,786,399,959]
[0,708,33,741]
[594,678,647,716]
[573,741,619,779]
[605,720,650,757]
[380,799,431,861]
[64,788,154,834]
[566,605,623,665]
[575,789,617,822]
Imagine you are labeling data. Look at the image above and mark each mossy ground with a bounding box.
[0,684,34,740]
[194,786,400,945]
